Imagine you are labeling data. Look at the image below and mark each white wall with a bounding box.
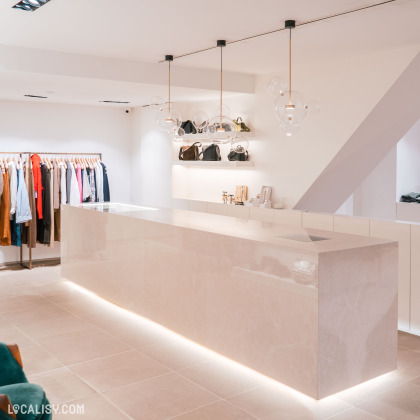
[138,46,419,209]
[130,106,173,208]
[397,118,420,199]
[353,148,397,220]
[0,100,131,263]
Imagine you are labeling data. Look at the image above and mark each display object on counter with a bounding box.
[233,185,248,205]
[245,186,273,208]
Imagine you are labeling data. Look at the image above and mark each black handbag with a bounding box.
[199,144,221,161]
[179,142,201,160]
[181,120,197,134]
[228,146,249,161]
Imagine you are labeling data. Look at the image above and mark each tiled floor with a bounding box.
[1,266,420,419]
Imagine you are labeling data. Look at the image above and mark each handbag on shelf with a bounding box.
[181,120,197,134]
[233,117,250,132]
[179,142,201,160]
[199,144,221,161]
[228,146,249,161]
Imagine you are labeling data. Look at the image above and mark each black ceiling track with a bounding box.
[158,0,398,63]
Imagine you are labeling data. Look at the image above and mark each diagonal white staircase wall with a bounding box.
[294,51,420,213]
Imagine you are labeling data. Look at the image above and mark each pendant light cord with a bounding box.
[289,27,292,105]
[220,44,223,126]
[168,60,171,117]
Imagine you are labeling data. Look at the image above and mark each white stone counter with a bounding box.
[61,203,398,399]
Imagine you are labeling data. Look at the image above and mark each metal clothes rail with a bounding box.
[0,152,102,270]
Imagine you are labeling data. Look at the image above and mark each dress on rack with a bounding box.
[21,161,37,249]
[101,163,111,202]
[31,154,43,219]
[0,171,11,246]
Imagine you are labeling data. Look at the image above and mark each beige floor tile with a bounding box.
[104,372,220,420]
[28,367,97,405]
[45,331,131,365]
[228,384,352,420]
[334,372,404,406]
[52,394,131,419]
[19,344,63,375]
[139,338,215,370]
[0,315,13,331]
[398,331,420,352]
[1,304,74,328]
[69,350,169,392]
[0,326,36,348]
[18,315,100,345]
[357,383,420,420]
[325,407,384,419]
[391,347,420,381]
[0,294,50,313]
[83,311,168,349]
[170,400,257,420]
[178,360,268,398]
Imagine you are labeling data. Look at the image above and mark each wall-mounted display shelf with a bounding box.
[177,131,255,143]
[172,160,254,167]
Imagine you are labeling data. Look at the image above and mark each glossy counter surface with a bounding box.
[61,203,398,399]
[77,203,393,253]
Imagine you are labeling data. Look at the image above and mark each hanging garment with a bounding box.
[49,168,54,248]
[37,165,51,245]
[59,162,67,205]
[8,162,17,218]
[21,162,37,249]
[0,171,11,246]
[69,163,81,206]
[0,172,3,202]
[100,163,110,202]
[10,215,21,247]
[95,162,104,203]
[90,168,97,202]
[16,164,32,224]
[31,154,43,219]
[66,160,72,204]
[82,168,92,201]
[76,164,83,203]
[53,161,60,210]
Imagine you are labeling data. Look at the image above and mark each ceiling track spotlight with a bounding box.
[12,0,51,12]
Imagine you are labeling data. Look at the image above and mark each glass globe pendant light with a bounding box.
[207,40,237,144]
[156,55,182,134]
[274,20,319,136]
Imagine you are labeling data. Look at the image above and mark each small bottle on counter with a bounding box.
[222,191,228,204]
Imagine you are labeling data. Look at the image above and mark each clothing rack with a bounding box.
[0,152,102,270]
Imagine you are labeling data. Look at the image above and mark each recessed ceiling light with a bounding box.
[25,94,48,99]
[22,0,41,6]
[99,100,131,104]
[12,0,51,11]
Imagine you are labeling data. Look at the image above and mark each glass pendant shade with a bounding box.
[274,90,307,125]
[207,115,237,144]
[150,96,164,108]
[156,107,182,133]
[215,105,231,118]
[192,111,209,132]
[172,127,185,142]
[267,77,288,97]
[279,121,301,137]
[230,138,249,153]
[305,100,321,115]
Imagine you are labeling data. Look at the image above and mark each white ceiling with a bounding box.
[0,0,419,106]
[1,0,419,73]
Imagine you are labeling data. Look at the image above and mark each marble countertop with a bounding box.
[75,202,396,254]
